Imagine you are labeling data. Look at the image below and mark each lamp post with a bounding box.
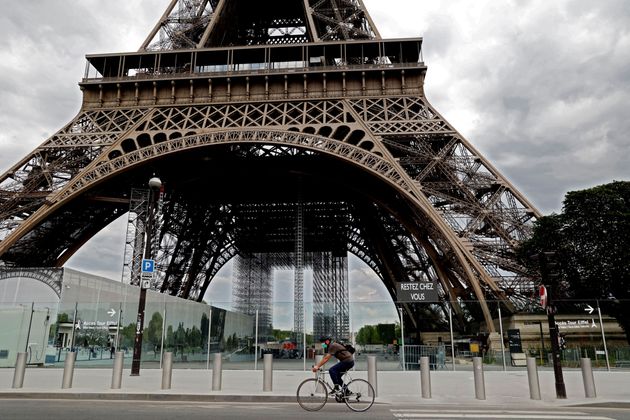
[131,176,162,376]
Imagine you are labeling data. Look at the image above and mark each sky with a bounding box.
[1,1,629,328]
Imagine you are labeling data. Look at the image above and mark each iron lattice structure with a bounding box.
[0,0,541,333]
[121,188,149,286]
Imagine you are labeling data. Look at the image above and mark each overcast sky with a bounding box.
[1,1,629,324]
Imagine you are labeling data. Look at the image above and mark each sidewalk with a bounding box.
[0,367,629,407]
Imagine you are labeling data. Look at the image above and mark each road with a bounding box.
[1,400,629,420]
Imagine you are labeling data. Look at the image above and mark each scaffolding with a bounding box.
[121,188,149,286]
[294,200,304,348]
[313,251,350,341]
[233,253,273,338]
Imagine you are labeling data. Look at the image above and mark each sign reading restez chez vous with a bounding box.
[396,281,439,303]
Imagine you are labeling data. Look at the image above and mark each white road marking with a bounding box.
[390,409,613,420]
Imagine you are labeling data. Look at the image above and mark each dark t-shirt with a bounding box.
[328,342,353,362]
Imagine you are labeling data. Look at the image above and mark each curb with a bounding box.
[0,392,298,403]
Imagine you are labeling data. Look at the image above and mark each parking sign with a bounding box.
[142,259,154,273]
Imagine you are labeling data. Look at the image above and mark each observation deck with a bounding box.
[80,38,426,107]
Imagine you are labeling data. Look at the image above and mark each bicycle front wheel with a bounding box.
[344,378,375,412]
[296,378,328,411]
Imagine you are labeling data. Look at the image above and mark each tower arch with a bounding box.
[0,1,541,335]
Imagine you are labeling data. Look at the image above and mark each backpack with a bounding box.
[335,342,356,357]
[344,343,356,354]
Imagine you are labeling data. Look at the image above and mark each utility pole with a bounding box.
[538,251,566,399]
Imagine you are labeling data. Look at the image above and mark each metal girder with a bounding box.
[141,0,378,50]
[0,1,543,333]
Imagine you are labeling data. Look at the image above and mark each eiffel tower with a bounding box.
[0,0,540,335]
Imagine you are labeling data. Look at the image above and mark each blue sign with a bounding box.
[141,259,155,273]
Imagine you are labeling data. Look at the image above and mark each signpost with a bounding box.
[141,259,154,289]
[507,329,523,354]
[395,281,438,373]
[532,251,566,399]
[595,301,611,371]
[131,177,162,376]
[396,281,439,303]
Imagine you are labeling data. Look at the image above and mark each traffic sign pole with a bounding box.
[535,251,566,399]
[547,304,566,398]
[131,178,161,376]
[596,301,611,371]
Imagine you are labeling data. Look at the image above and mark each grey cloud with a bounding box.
[410,1,630,213]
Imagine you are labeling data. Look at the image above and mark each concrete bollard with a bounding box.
[12,352,27,389]
[420,356,431,399]
[472,357,486,400]
[162,352,173,390]
[263,353,273,392]
[212,353,222,391]
[62,351,77,389]
[111,351,124,389]
[526,357,541,400]
[367,355,378,397]
[581,358,597,398]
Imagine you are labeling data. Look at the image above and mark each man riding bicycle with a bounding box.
[312,336,354,395]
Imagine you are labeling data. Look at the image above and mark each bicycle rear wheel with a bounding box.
[296,378,328,411]
[343,378,375,412]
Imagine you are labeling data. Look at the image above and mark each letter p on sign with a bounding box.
[142,259,154,273]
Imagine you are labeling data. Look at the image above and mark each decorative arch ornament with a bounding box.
[0,268,64,299]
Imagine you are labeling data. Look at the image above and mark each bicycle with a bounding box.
[296,367,375,412]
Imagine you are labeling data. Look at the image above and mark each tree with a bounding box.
[376,323,396,344]
[271,329,294,341]
[518,181,630,343]
[188,325,203,349]
[356,325,382,345]
[145,312,163,352]
[165,325,174,351]
[173,322,187,352]
[119,323,136,348]
[355,325,371,346]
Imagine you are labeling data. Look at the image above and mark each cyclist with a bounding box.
[312,336,354,395]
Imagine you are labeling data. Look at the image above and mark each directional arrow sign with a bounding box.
[107,308,116,317]
[584,304,594,314]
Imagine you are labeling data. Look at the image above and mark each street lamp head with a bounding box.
[148,177,162,190]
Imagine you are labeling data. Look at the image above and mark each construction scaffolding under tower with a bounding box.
[294,198,304,349]
[231,250,350,346]
[233,253,273,338]
[313,252,350,341]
